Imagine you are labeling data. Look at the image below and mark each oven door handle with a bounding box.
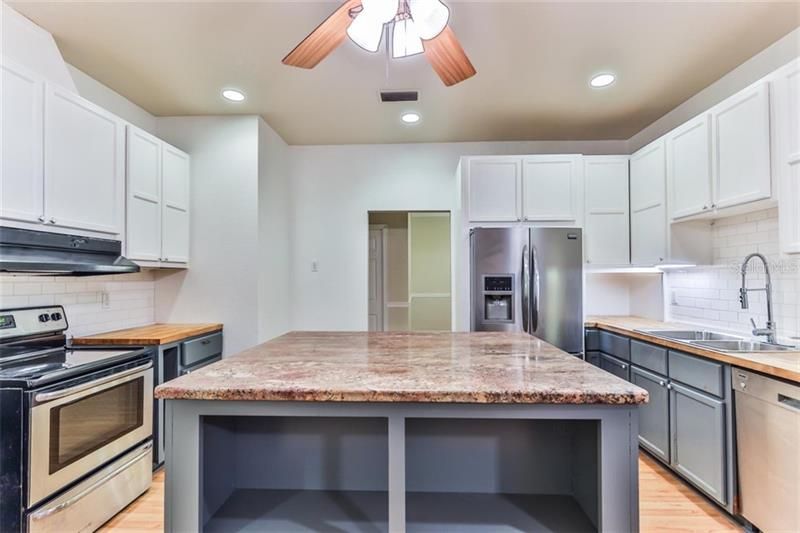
[34,361,152,403]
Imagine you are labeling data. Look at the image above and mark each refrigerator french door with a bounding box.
[470,227,583,354]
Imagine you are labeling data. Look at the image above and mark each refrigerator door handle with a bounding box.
[531,245,540,333]
[521,244,530,333]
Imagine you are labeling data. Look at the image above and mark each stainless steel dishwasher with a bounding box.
[733,369,800,533]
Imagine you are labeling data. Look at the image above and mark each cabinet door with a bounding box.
[521,155,581,222]
[599,352,629,381]
[466,158,521,222]
[161,144,190,264]
[630,366,670,462]
[126,126,162,261]
[776,61,800,254]
[584,156,629,265]
[667,114,712,219]
[44,85,124,235]
[1,60,44,223]
[630,139,667,265]
[712,83,771,209]
[670,382,727,505]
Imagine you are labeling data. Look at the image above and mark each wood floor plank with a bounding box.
[100,453,743,532]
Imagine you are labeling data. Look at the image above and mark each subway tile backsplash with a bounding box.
[666,208,800,340]
[0,271,155,338]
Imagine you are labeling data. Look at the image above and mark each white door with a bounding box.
[467,158,521,222]
[712,83,771,209]
[775,61,800,254]
[368,228,384,331]
[44,85,124,235]
[161,144,190,264]
[126,125,162,261]
[521,155,582,222]
[584,156,629,266]
[1,59,44,224]
[667,114,712,219]
[630,139,667,266]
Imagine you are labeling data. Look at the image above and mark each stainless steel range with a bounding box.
[0,305,154,532]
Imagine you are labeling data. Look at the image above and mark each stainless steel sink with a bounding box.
[690,340,794,352]
[637,329,741,342]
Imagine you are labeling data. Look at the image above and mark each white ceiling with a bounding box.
[9,1,800,145]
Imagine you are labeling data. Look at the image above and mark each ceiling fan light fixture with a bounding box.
[392,18,424,58]
[347,12,385,52]
[408,0,450,40]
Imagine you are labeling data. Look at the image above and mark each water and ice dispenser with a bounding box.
[482,275,514,323]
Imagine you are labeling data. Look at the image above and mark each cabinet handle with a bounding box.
[702,205,708,210]
[201,339,211,345]
[711,203,717,208]
[666,383,673,390]
[658,380,666,387]
[621,363,628,370]
[49,218,56,224]
[37,215,45,222]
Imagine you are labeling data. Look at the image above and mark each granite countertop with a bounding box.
[73,323,223,346]
[155,331,647,405]
[587,315,800,383]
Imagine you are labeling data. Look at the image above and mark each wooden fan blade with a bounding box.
[283,0,361,69]
[423,26,476,86]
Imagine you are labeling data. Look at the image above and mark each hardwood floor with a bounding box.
[101,452,742,532]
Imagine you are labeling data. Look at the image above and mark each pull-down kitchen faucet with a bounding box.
[739,253,777,344]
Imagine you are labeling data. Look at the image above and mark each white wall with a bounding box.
[666,208,799,340]
[289,140,627,331]
[153,116,261,355]
[1,2,76,91]
[630,27,800,151]
[0,271,155,337]
[257,118,292,341]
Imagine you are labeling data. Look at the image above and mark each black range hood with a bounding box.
[0,227,140,276]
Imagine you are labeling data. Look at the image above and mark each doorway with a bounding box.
[367,211,451,332]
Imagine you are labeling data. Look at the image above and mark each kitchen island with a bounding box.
[155,332,647,533]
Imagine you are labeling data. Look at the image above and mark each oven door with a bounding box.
[28,360,153,507]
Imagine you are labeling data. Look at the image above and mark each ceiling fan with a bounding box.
[282,0,476,87]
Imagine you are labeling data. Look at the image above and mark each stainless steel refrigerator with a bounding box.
[470,227,583,355]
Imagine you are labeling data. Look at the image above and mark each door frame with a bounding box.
[368,224,388,331]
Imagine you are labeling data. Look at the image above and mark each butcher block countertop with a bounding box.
[73,323,223,346]
[587,315,800,383]
[155,331,647,405]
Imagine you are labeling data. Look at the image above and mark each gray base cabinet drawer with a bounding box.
[599,331,630,361]
[670,382,727,506]
[669,350,724,397]
[182,332,223,366]
[631,366,670,463]
[585,329,600,351]
[600,353,629,381]
[585,351,601,368]
[630,340,668,375]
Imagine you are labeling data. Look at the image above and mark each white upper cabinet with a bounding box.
[584,156,630,266]
[161,144,190,264]
[630,139,667,266]
[712,82,771,209]
[521,155,582,223]
[466,158,521,222]
[1,59,44,224]
[126,125,191,266]
[126,125,163,261]
[45,85,124,235]
[775,60,800,254]
[667,114,712,220]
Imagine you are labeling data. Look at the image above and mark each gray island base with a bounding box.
[156,332,646,533]
[164,401,639,532]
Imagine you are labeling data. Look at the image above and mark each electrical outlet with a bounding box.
[101,291,111,309]
[311,261,319,273]
[671,290,678,305]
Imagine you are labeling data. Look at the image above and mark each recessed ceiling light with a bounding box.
[222,89,246,102]
[590,73,616,88]
[401,112,421,125]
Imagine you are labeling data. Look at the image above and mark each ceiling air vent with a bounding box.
[380,90,419,103]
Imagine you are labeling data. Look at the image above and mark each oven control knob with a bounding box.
[38,313,50,323]
[51,312,62,321]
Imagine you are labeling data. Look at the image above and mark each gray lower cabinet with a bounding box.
[630,366,670,463]
[599,352,629,381]
[585,350,601,367]
[669,381,727,506]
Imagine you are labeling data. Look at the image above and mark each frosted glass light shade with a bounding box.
[392,18,424,58]
[408,0,449,40]
[362,0,400,24]
[347,13,385,52]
